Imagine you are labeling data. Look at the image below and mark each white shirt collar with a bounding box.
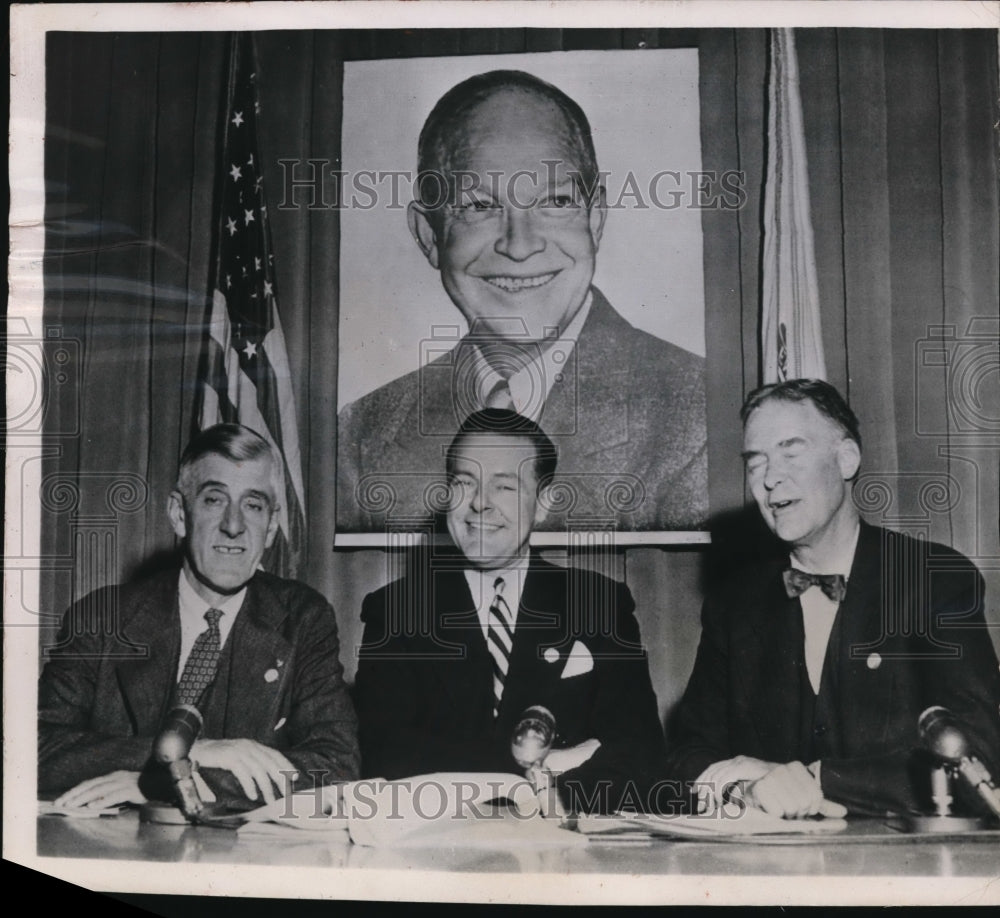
[790,521,861,580]
[470,290,593,421]
[463,555,531,639]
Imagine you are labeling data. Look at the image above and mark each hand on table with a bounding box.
[542,738,601,775]
[745,761,847,819]
[54,770,145,809]
[694,755,774,813]
[191,738,297,804]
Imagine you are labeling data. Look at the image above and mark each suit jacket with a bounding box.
[337,288,707,532]
[353,553,666,813]
[38,569,361,799]
[665,522,1000,816]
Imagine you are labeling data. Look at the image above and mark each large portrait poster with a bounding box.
[336,50,710,536]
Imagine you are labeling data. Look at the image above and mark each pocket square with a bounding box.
[561,640,594,679]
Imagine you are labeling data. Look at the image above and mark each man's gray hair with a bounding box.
[175,423,283,505]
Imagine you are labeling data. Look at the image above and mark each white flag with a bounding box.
[761,28,826,383]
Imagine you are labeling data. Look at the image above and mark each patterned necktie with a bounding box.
[782,568,848,603]
[486,577,514,718]
[175,608,224,707]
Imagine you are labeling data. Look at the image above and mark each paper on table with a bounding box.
[38,801,127,819]
[239,786,348,834]
[577,808,849,839]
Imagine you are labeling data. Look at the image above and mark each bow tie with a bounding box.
[782,568,848,603]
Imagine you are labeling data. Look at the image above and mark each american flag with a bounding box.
[195,33,305,576]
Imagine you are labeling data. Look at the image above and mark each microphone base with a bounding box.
[139,800,245,829]
[901,814,986,834]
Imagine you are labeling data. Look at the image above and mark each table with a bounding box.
[33,811,1000,905]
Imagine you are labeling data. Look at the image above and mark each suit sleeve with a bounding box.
[554,583,670,814]
[820,564,1000,817]
[354,589,505,779]
[661,592,735,799]
[38,592,152,795]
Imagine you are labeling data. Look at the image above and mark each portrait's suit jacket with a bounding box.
[39,569,360,799]
[337,288,707,532]
[665,522,1000,816]
[354,553,667,813]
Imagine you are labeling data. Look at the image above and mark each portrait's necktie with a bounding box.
[483,377,514,411]
[175,607,224,708]
[782,568,847,603]
[486,577,514,717]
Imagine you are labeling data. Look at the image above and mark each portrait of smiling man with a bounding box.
[38,424,360,811]
[337,69,708,533]
[354,409,667,814]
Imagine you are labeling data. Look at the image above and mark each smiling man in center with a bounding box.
[354,409,667,814]
[337,69,707,533]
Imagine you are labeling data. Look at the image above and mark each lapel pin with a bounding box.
[866,653,882,671]
[543,647,560,664]
[264,668,279,683]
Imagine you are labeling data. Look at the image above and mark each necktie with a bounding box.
[486,577,514,717]
[483,377,514,411]
[175,608,224,707]
[782,568,847,603]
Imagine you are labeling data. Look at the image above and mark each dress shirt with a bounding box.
[463,556,531,641]
[793,523,861,694]
[470,290,593,420]
[176,570,245,680]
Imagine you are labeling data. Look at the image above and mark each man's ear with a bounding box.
[407,201,440,269]
[264,504,280,550]
[837,438,862,481]
[588,185,608,249]
[533,485,551,528]
[167,490,187,540]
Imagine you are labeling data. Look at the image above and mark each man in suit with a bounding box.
[666,379,1000,818]
[354,409,667,814]
[337,69,707,533]
[39,424,360,810]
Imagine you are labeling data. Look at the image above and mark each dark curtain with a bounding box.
[42,29,1000,691]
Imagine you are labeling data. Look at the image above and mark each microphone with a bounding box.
[511,705,556,770]
[918,706,1000,820]
[151,704,205,819]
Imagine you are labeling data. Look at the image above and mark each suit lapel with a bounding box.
[545,290,630,458]
[426,569,494,718]
[115,572,181,734]
[737,559,806,761]
[829,522,895,748]
[222,577,294,738]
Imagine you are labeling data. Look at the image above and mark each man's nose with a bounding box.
[762,458,784,491]
[494,206,545,261]
[220,502,245,537]
[468,484,491,514]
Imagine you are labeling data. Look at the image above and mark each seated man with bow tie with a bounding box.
[665,379,1000,819]
[353,409,667,813]
[39,424,360,810]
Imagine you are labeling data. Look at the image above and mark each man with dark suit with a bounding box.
[666,379,1000,818]
[337,69,707,533]
[354,409,667,814]
[39,424,360,809]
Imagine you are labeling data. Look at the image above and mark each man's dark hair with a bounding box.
[416,70,600,216]
[740,378,862,451]
[445,409,558,488]
[176,423,280,497]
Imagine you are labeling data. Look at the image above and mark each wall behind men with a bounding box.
[37,28,1000,725]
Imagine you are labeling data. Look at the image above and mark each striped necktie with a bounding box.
[486,577,514,718]
[175,607,224,708]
